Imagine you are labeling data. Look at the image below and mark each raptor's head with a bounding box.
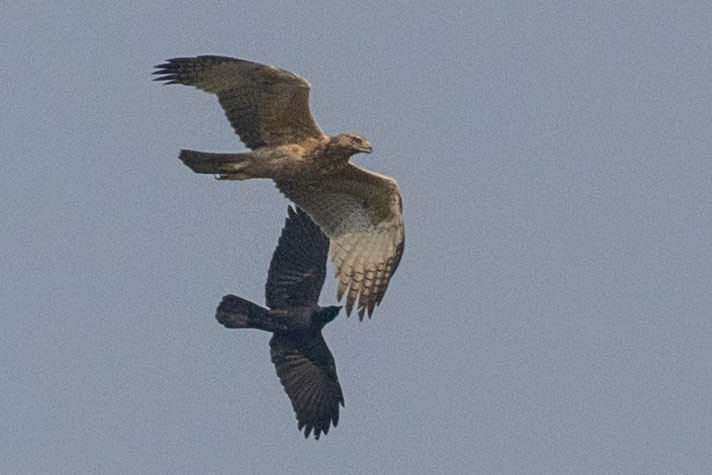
[330,133,372,156]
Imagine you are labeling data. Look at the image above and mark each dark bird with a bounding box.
[216,206,344,439]
[154,55,404,319]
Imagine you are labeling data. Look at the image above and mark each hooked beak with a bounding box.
[361,141,373,154]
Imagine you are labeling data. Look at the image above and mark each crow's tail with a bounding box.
[216,294,271,329]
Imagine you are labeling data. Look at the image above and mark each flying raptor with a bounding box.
[216,206,344,439]
[154,55,404,319]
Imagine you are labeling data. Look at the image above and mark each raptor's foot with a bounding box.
[214,173,249,181]
[215,161,251,180]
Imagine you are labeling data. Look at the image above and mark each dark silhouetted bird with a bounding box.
[216,206,344,439]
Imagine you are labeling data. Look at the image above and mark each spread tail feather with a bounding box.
[216,294,271,329]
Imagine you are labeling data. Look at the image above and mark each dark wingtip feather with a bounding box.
[345,296,355,318]
[358,306,366,321]
[367,298,377,318]
[152,58,189,84]
[152,76,180,84]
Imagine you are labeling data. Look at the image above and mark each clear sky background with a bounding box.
[2,2,711,473]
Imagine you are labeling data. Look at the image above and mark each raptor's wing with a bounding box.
[277,165,404,319]
[154,56,327,149]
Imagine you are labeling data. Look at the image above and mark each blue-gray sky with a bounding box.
[3,2,711,473]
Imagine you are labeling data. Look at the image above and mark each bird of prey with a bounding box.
[216,206,344,439]
[154,55,404,319]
